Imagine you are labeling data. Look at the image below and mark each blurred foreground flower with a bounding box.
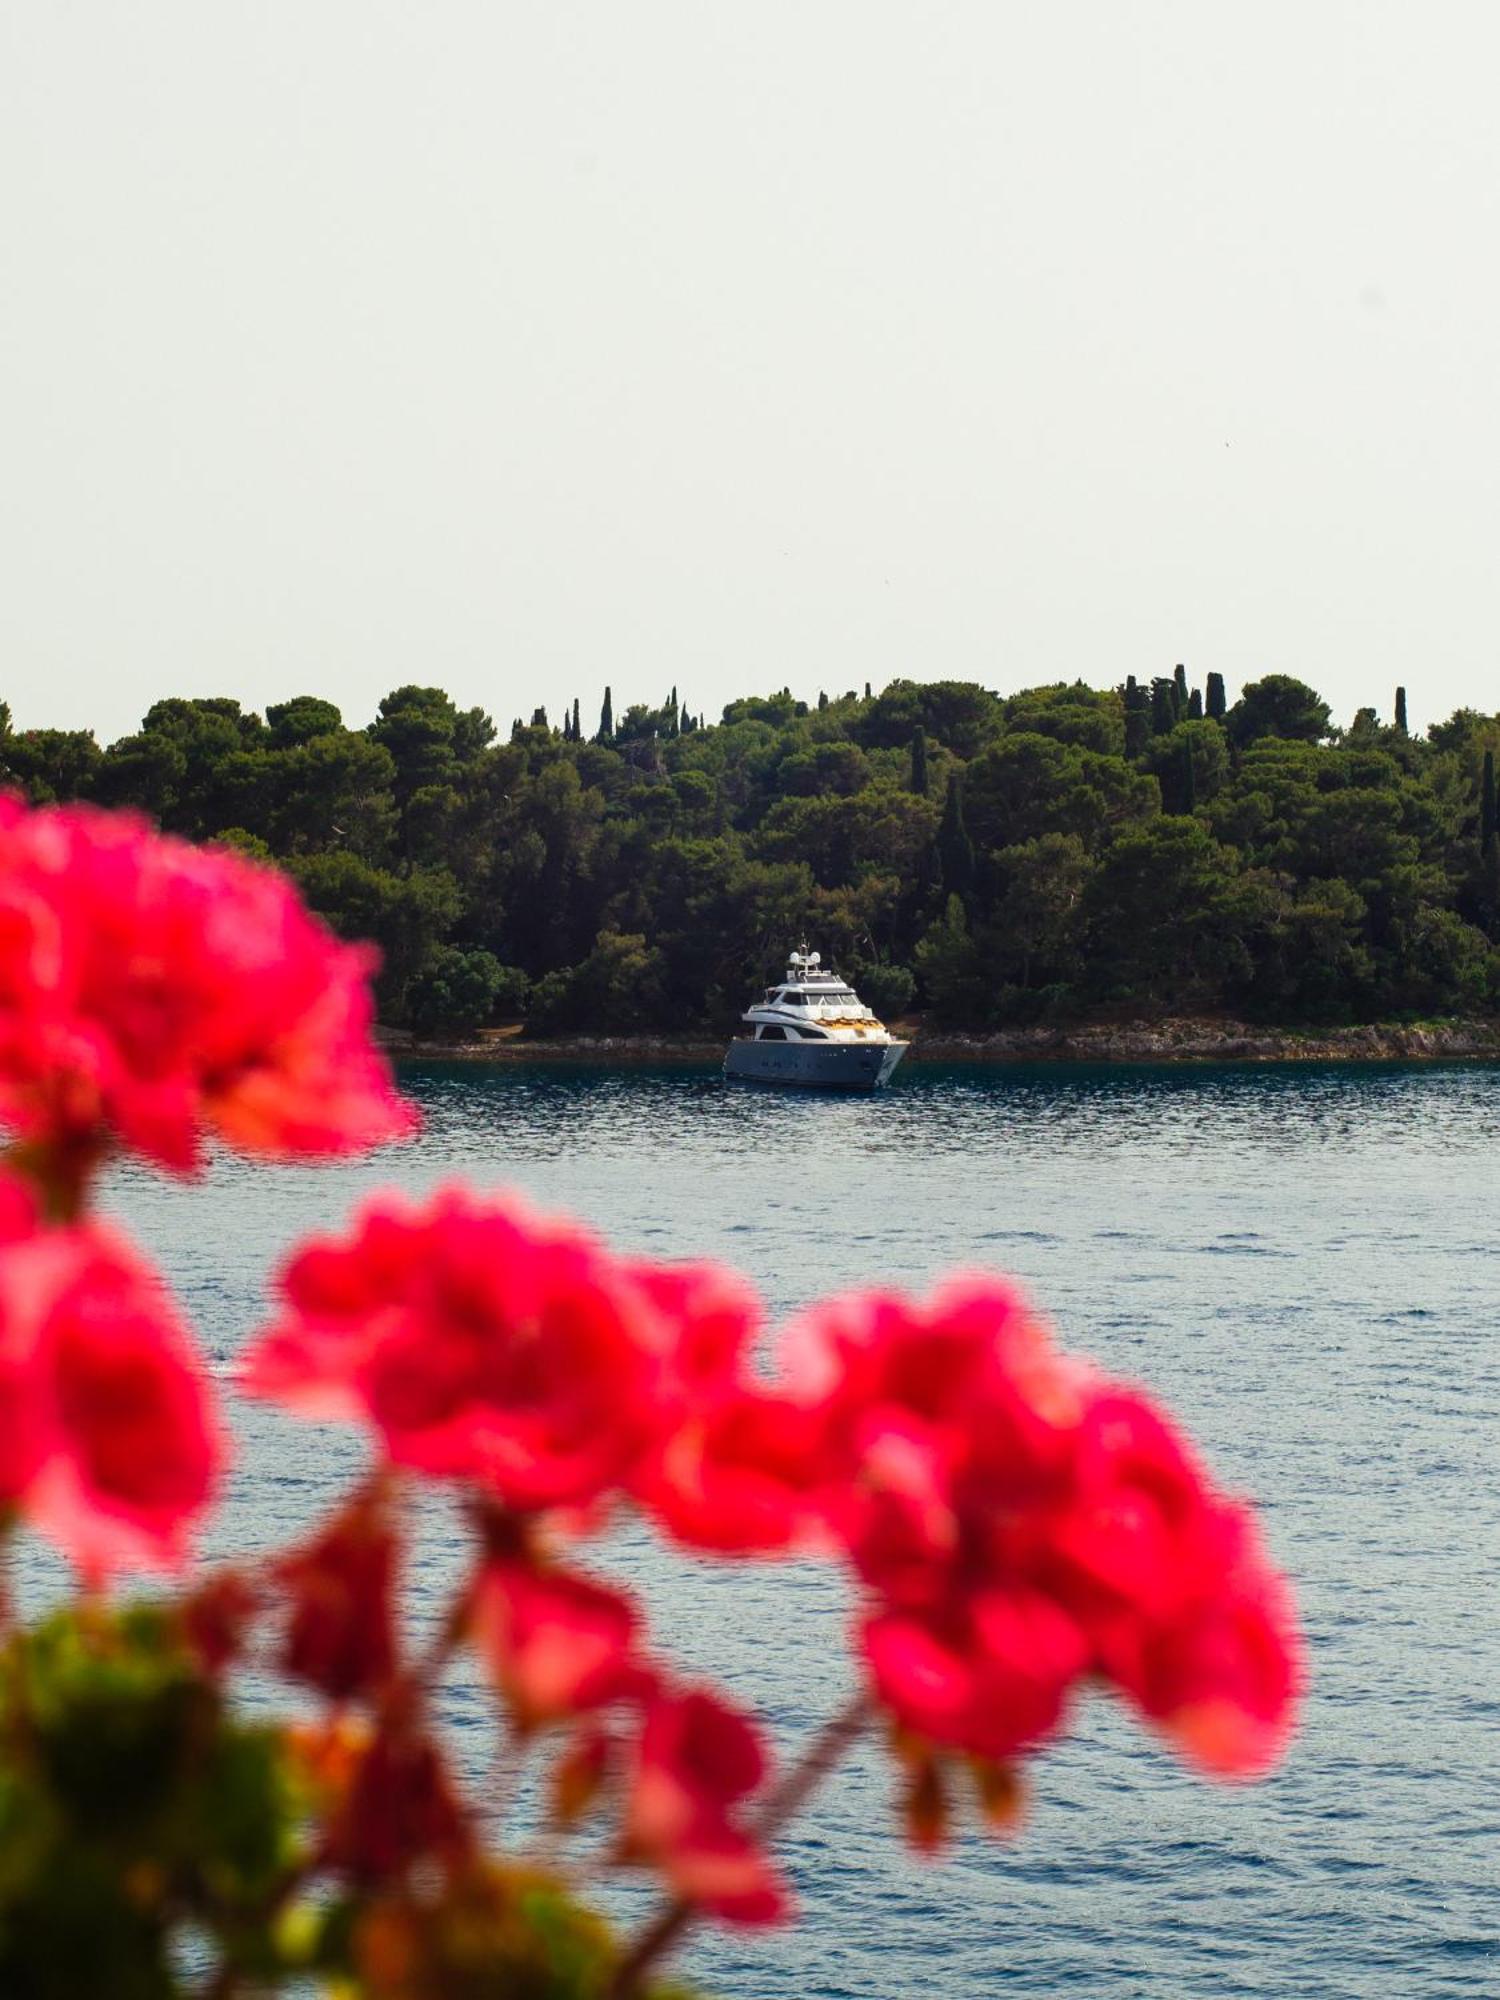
[0,793,413,1182]
[0,1173,222,1580]
[240,1185,751,1514]
[781,1278,1300,1780]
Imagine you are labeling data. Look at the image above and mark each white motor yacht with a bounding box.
[722,949,909,1090]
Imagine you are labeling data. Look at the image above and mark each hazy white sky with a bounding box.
[3,4,1498,745]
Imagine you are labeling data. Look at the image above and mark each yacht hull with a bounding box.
[722,1039,907,1091]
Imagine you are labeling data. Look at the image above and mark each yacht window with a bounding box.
[799,1026,827,1039]
[782,992,807,1006]
[759,1025,788,1041]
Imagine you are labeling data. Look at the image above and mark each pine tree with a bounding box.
[1188,688,1203,720]
[1482,748,1497,849]
[598,687,614,741]
[530,706,549,731]
[1173,663,1189,718]
[938,772,975,901]
[1395,686,1408,734]
[1205,672,1227,721]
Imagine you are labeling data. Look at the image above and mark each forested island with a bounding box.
[5,671,1500,1047]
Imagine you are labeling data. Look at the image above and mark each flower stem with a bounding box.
[609,1691,870,1998]
[5,1132,106,1222]
[751,1689,871,1843]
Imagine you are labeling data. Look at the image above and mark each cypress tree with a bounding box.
[1395,686,1408,734]
[530,706,549,731]
[1205,671,1227,721]
[598,687,614,741]
[864,681,872,701]
[1185,740,1199,811]
[572,697,581,742]
[1124,684,1151,760]
[1150,678,1176,735]
[1482,748,1497,849]
[1481,826,1500,935]
[938,771,975,902]
[818,689,828,710]
[1173,662,1189,717]
[910,725,930,796]
[1188,688,1204,720]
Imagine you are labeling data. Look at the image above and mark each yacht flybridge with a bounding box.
[722,949,908,1090]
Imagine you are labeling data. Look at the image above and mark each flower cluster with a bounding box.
[241,1185,728,1509]
[234,1177,1302,1936]
[243,1194,1301,1812]
[239,1188,796,1918]
[779,1280,1299,1784]
[0,1172,222,1580]
[0,792,1304,1998]
[0,794,412,1180]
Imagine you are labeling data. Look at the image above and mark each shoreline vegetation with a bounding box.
[386,1015,1500,1066]
[6,670,1500,1044]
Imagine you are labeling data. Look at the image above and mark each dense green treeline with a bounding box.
[4,672,1500,1032]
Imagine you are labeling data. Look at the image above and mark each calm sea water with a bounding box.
[85,1062,1500,1996]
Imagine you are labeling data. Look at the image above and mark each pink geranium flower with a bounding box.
[632,1385,828,1554]
[0,1176,224,1579]
[472,1557,646,1727]
[0,794,413,1174]
[625,1259,828,1554]
[863,1588,1090,1763]
[1049,1389,1304,1776]
[623,1683,786,1925]
[780,1275,1303,1781]
[242,1187,741,1513]
[278,1497,400,1702]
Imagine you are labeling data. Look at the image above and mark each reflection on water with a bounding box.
[53,1063,1500,1997]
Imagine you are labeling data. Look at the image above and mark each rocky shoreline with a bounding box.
[386,1016,1500,1066]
